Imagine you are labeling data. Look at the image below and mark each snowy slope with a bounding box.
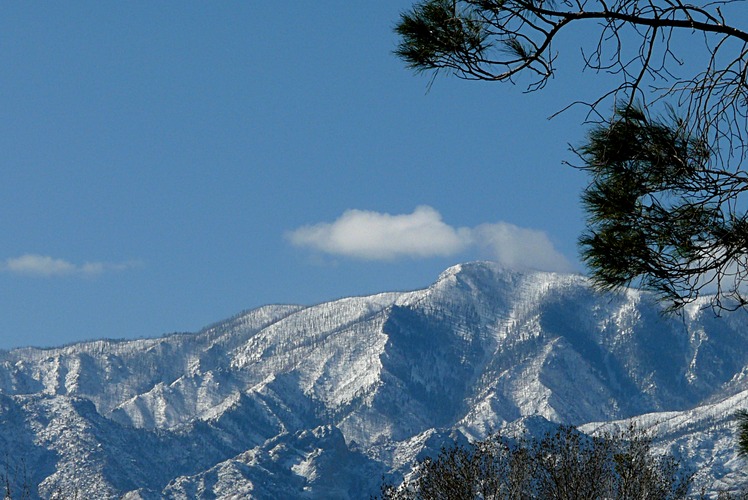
[0,261,747,498]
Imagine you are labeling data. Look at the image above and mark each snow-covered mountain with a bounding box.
[1,261,748,498]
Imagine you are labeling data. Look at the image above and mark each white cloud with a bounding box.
[5,255,76,277]
[287,206,574,272]
[287,206,469,260]
[472,222,574,273]
[2,254,140,277]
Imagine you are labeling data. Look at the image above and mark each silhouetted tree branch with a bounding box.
[396,0,748,311]
[396,0,748,158]
[578,104,748,310]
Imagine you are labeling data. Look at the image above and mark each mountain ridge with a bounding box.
[1,261,747,497]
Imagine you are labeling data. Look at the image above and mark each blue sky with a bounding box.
[0,2,600,348]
